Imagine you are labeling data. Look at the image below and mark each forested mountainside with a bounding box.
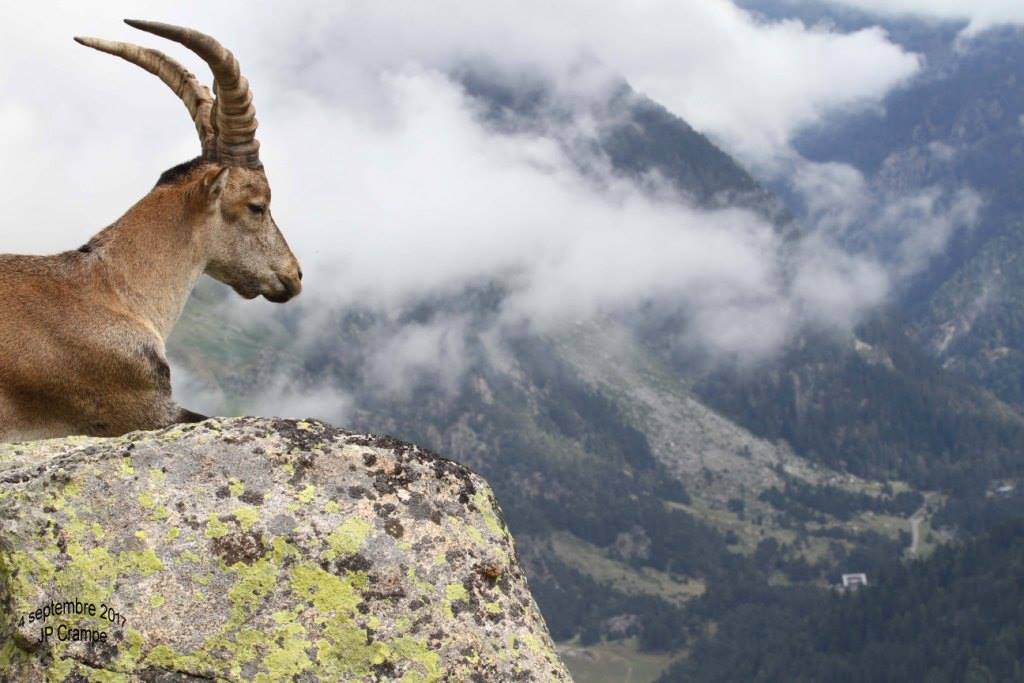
[751,0,1024,411]
[659,519,1024,683]
[811,25,1024,410]
[913,220,1024,406]
[170,19,1024,680]
[457,69,787,221]
[747,0,1024,526]
[690,317,1024,491]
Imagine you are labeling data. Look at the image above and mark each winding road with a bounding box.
[909,514,923,557]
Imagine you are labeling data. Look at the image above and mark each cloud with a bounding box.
[821,0,1024,35]
[789,157,981,281]
[0,2,920,250]
[246,0,922,167]
[171,364,356,423]
[0,1,965,416]
[562,3,921,167]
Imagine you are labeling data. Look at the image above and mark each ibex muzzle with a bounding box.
[0,20,301,442]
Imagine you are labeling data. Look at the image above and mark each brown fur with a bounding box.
[0,162,301,442]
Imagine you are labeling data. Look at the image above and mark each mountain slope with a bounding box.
[912,219,1024,406]
[169,54,1024,679]
[690,318,1024,490]
[660,518,1024,683]
[751,3,1024,409]
[459,68,788,222]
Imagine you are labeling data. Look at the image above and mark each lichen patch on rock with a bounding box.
[0,417,572,682]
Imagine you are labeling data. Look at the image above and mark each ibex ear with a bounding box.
[202,167,231,203]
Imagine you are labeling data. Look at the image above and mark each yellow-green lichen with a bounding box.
[272,609,299,624]
[296,484,317,504]
[119,549,164,576]
[254,622,313,682]
[444,582,470,618]
[465,525,485,547]
[325,518,373,560]
[226,556,280,625]
[84,667,130,682]
[392,637,442,683]
[204,514,230,540]
[314,621,390,679]
[472,490,505,538]
[6,549,57,600]
[445,583,469,602]
[233,506,260,532]
[221,537,298,628]
[149,505,170,521]
[44,655,75,682]
[58,544,117,603]
[46,490,66,511]
[143,644,215,677]
[144,645,178,669]
[0,639,30,673]
[406,566,435,595]
[290,563,364,617]
[65,514,87,543]
[228,478,245,497]
[112,629,145,670]
[227,627,267,671]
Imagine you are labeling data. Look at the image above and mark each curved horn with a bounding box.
[124,19,261,168]
[74,36,216,156]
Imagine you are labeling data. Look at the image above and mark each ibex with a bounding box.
[0,20,302,442]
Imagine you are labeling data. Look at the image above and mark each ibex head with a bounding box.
[76,20,302,303]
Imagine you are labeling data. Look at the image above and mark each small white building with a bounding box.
[841,573,868,589]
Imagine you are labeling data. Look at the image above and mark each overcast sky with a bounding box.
[0,1,1007,415]
[1,0,923,251]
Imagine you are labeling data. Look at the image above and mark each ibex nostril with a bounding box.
[277,273,301,297]
[297,268,303,281]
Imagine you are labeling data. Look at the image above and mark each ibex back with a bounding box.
[0,20,302,442]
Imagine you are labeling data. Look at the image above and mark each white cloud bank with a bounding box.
[0,2,973,417]
[253,0,922,167]
[0,1,921,255]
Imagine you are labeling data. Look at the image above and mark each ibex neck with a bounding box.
[89,188,208,341]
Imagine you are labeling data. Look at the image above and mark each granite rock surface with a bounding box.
[0,417,571,682]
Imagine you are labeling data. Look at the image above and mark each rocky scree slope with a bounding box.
[0,417,570,682]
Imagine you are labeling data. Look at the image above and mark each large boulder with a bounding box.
[0,417,571,682]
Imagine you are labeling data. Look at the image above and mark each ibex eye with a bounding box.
[248,203,266,215]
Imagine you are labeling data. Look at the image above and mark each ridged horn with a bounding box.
[123,19,260,168]
[73,36,216,156]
